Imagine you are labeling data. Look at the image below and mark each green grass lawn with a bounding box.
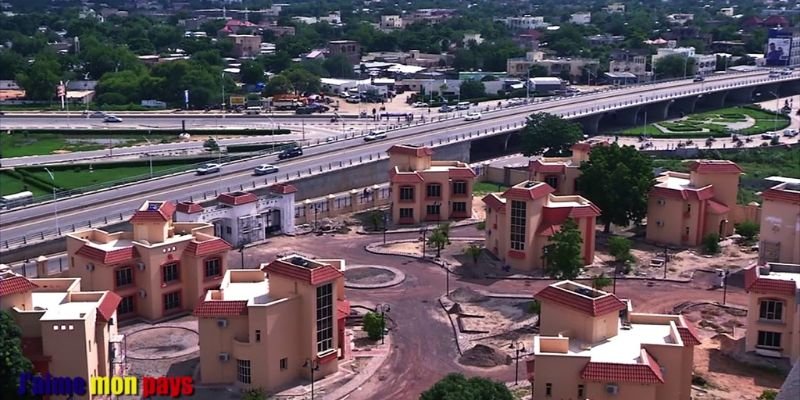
[474,181,509,195]
[622,106,790,137]
[0,162,197,196]
[0,133,181,158]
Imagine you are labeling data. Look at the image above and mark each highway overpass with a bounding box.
[2,69,799,254]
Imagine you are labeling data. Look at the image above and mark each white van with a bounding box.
[456,101,471,110]
[245,106,262,115]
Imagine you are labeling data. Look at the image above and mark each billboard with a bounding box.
[766,29,794,66]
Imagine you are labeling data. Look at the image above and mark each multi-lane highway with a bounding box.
[0,69,793,248]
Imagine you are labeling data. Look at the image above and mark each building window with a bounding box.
[686,203,692,213]
[545,383,552,397]
[399,208,413,219]
[118,296,135,315]
[255,330,261,342]
[757,331,782,348]
[510,200,526,251]
[163,291,181,311]
[684,227,690,236]
[426,204,440,216]
[280,358,288,370]
[399,186,414,201]
[426,183,441,198]
[226,226,232,234]
[452,202,467,214]
[316,283,334,353]
[578,384,584,398]
[237,359,251,384]
[115,267,133,288]
[162,262,179,284]
[544,175,558,190]
[204,258,222,278]
[759,300,784,321]
[452,180,467,195]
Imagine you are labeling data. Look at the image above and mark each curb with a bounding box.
[355,220,480,235]
[344,265,406,289]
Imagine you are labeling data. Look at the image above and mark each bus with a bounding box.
[0,191,34,210]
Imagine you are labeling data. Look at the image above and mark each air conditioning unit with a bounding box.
[656,221,664,227]
[138,289,147,298]
[217,319,228,328]
[86,263,95,271]
[218,352,230,362]
[136,262,146,271]
[606,384,619,395]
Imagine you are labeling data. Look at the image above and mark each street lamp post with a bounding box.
[220,71,226,119]
[238,244,245,268]
[375,303,391,344]
[44,168,59,235]
[420,226,428,259]
[303,358,320,400]
[509,340,526,385]
[382,210,388,244]
[142,135,153,178]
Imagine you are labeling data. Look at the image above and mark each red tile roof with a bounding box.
[534,284,627,317]
[481,194,506,212]
[581,350,665,384]
[761,187,800,205]
[677,320,702,346]
[448,167,477,179]
[75,245,138,265]
[263,258,344,285]
[176,201,204,214]
[529,159,566,174]
[184,238,232,257]
[193,300,249,317]
[536,204,600,236]
[0,275,38,297]
[96,291,122,322]
[502,182,554,200]
[218,192,258,206]
[687,160,743,174]
[744,265,798,297]
[650,184,715,201]
[130,201,176,223]
[706,199,730,215]
[387,144,434,157]
[269,183,298,195]
[337,299,351,320]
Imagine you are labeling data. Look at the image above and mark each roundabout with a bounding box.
[344,264,406,289]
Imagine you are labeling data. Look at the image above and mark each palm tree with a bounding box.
[464,244,482,265]
[428,229,448,258]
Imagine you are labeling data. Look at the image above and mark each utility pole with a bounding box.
[303,359,320,400]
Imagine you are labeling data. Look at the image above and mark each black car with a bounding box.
[295,107,315,115]
[278,146,303,159]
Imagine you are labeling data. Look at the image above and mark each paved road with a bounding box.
[0,69,790,246]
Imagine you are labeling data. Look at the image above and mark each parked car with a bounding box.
[761,133,774,140]
[412,102,428,108]
[464,112,482,121]
[196,163,221,175]
[783,129,799,137]
[253,164,279,175]
[103,115,123,123]
[345,96,361,104]
[278,146,303,160]
[364,130,388,141]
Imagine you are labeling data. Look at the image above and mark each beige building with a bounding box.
[527,140,609,195]
[744,263,800,363]
[482,180,600,272]
[646,160,742,247]
[327,40,361,65]
[230,34,262,58]
[66,201,232,322]
[1,270,123,399]
[758,180,800,264]
[194,254,349,393]
[530,280,699,400]
[388,144,476,225]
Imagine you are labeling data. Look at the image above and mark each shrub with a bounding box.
[702,233,721,254]
[363,311,385,341]
[593,274,612,290]
[757,390,777,400]
[607,236,633,263]
[735,221,759,242]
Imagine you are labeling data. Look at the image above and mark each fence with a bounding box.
[293,185,392,224]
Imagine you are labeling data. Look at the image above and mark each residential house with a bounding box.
[327,40,362,65]
[388,145,476,225]
[744,263,800,363]
[646,160,742,247]
[530,280,699,400]
[195,254,349,392]
[230,34,262,58]
[482,181,600,272]
[610,50,650,81]
[380,15,403,30]
[527,140,609,196]
[65,201,232,322]
[604,2,626,14]
[218,19,258,36]
[500,15,549,31]
[570,12,592,25]
[758,179,800,264]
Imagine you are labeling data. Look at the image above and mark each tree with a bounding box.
[543,218,584,280]
[367,210,383,231]
[15,52,61,100]
[322,54,355,78]
[203,137,219,152]
[362,311,385,341]
[703,233,721,254]
[607,236,633,263]
[593,273,612,291]
[0,310,34,397]
[464,244,482,265]
[240,60,265,85]
[0,51,24,80]
[459,79,485,100]
[428,228,449,258]
[420,373,513,400]
[520,113,584,156]
[528,64,550,77]
[735,221,759,243]
[264,74,293,96]
[654,54,696,79]
[577,144,654,233]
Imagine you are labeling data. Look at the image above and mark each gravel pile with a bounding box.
[458,344,512,368]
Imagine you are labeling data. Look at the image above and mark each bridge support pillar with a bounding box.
[576,113,603,135]
[670,96,698,117]
[618,106,641,127]
[697,91,728,110]
[727,87,755,104]
[643,101,670,123]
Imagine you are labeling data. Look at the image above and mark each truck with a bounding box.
[272,95,304,110]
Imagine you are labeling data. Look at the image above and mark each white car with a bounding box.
[196,163,221,175]
[783,129,799,137]
[253,164,279,175]
[412,102,428,108]
[103,115,123,123]
[364,130,388,141]
[464,112,482,121]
